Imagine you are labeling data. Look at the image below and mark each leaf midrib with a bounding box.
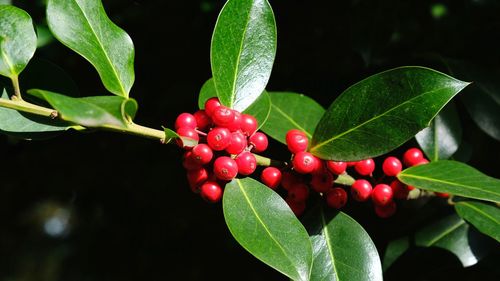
[311,85,456,152]
[458,202,500,225]
[425,219,465,246]
[235,179,302,280]
[320,208,340,281]
[70,0,127,96]
[271,103,312,138]
[0,36,16,77]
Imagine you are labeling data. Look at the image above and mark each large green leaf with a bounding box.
[28,89,137,128]
[398,160,500,203]
[455,201,500,243]
[0,5,37,78]
[261,92,325,144]
[415,102,462,161]
[211,0,277,112]
[304,206,383,281]
[382,236,410,272]
[415,214,492,267]
[223,177,312,281]
[46,0,135,97]
[310,67,469,161]
[198,78,217,109]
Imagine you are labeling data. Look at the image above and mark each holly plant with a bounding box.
[1,0,499,280]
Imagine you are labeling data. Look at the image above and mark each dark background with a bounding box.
[1,0,499,280]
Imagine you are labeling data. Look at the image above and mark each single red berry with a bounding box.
[310,172,333,193]
[382,156,403,177]
[292,152,318,174]
[403,148,424,167]
[207,127,231,151]
[414,158,429,166]
[326,161,347,175]
[200,181,223,203]
[175,113,197,130]
[351,179,372,202]
[435,192,450,198]
[354,159,375,176]
[240,114,258,136]
[235,151,257,176]
[288,183,309,202]
[191,144,213,165]
[285,129,308,153]
[326,187,348,209]
[212,106,235,127]
[226,132,247,155]
[213,156,238,181]
[193,110,211,131]
[311,159,326,175]
[249,132,268,153]
[281,171,303,190]
[204,97,221,117]
[390,180,409,200]
[374,201,397,218]
[176,127,199,149]
[187,168,209,193]
[372,184,394,206]
[182,151,202,170]
[286,197,306,216]
[261,167,282,189]
[226,110,242,132]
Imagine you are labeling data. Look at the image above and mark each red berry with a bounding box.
[326,187,348,209]
[176,127,199,149]
[390,180,409,200]
[175,113,197,130]
[261,167,282,189]
[382,156,402,177]
[207,127,231,151]
[249,132,268,153]
[372,184,394,206]
[403,148,424,167]
[226,110,242,132]
[285,129,308,153]
[292,152,318,174]
[351,179,372,202]
[212,106,235,127]
[193,110,211,131]
[374,201,397,218]
[191,144,213,165]
[326,161,347,175]
[281,172,303,190]
[200,181,223,203]
[435,192,450,198]
[182,151,202,170]
[187,168,209,193]
[235,151,257,176]
[414,159,429,166]
[288,183,309,202]
[213,156,238,181]
[310,172,333,193]
[240,114,258,136]
[286,197,306,216]
[354,159,375,176]
[204,97,221,117]
[226,132,247,154]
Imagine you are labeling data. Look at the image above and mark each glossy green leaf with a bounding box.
[310,67,469,161]
[304,206,383,281]
[382,236,410,272]
[163,127,197,147]
[415,213,492,267]
[211,0,277,112]
[223,177,312,281]
[455,201,500,242]
[261,92,325,144]
[36,24,55,48]
[398,160,500,203]
[415,102,462,161]
[198,78,217,109]
[28,89,137,128]
[47,0,135,97]
[0,5,37,78]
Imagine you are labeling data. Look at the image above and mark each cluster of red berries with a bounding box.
[176,97,269,203]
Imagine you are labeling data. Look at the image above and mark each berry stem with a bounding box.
[195,129,207,136]
[253,153,288,168]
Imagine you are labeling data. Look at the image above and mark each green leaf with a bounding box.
[261,92,325,144]
[455,201,500,243]
[0,88,70,138]
[398,160,500,203]
[211,0,277,112]
[163,127,197,147]
[0,5,37,78]
[382,236,410,272]
[198,78,217,109]
[47,0,135,97]
[415,102,462,161]
[304,206,383,281]
[223,177,312,281]
[310,67,469,161]
[36,24,55,48]
[28,89,137,128]
[415,213,492,267]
